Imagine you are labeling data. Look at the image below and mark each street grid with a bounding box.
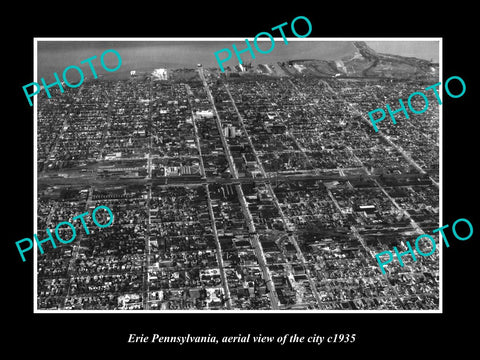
[36,67,440,311]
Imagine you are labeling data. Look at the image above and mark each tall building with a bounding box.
[224,125,236,138]
[152,68,168,80]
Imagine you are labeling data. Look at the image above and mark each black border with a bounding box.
[5,6,478,355]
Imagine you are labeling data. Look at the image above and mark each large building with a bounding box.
[152,68,168,80]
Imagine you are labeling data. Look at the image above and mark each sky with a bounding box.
[366,40,439,63]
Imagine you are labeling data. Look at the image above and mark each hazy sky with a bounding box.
[366,41,439,63]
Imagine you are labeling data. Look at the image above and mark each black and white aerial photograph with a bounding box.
[35,39,441,311]
[6,6,477,356]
